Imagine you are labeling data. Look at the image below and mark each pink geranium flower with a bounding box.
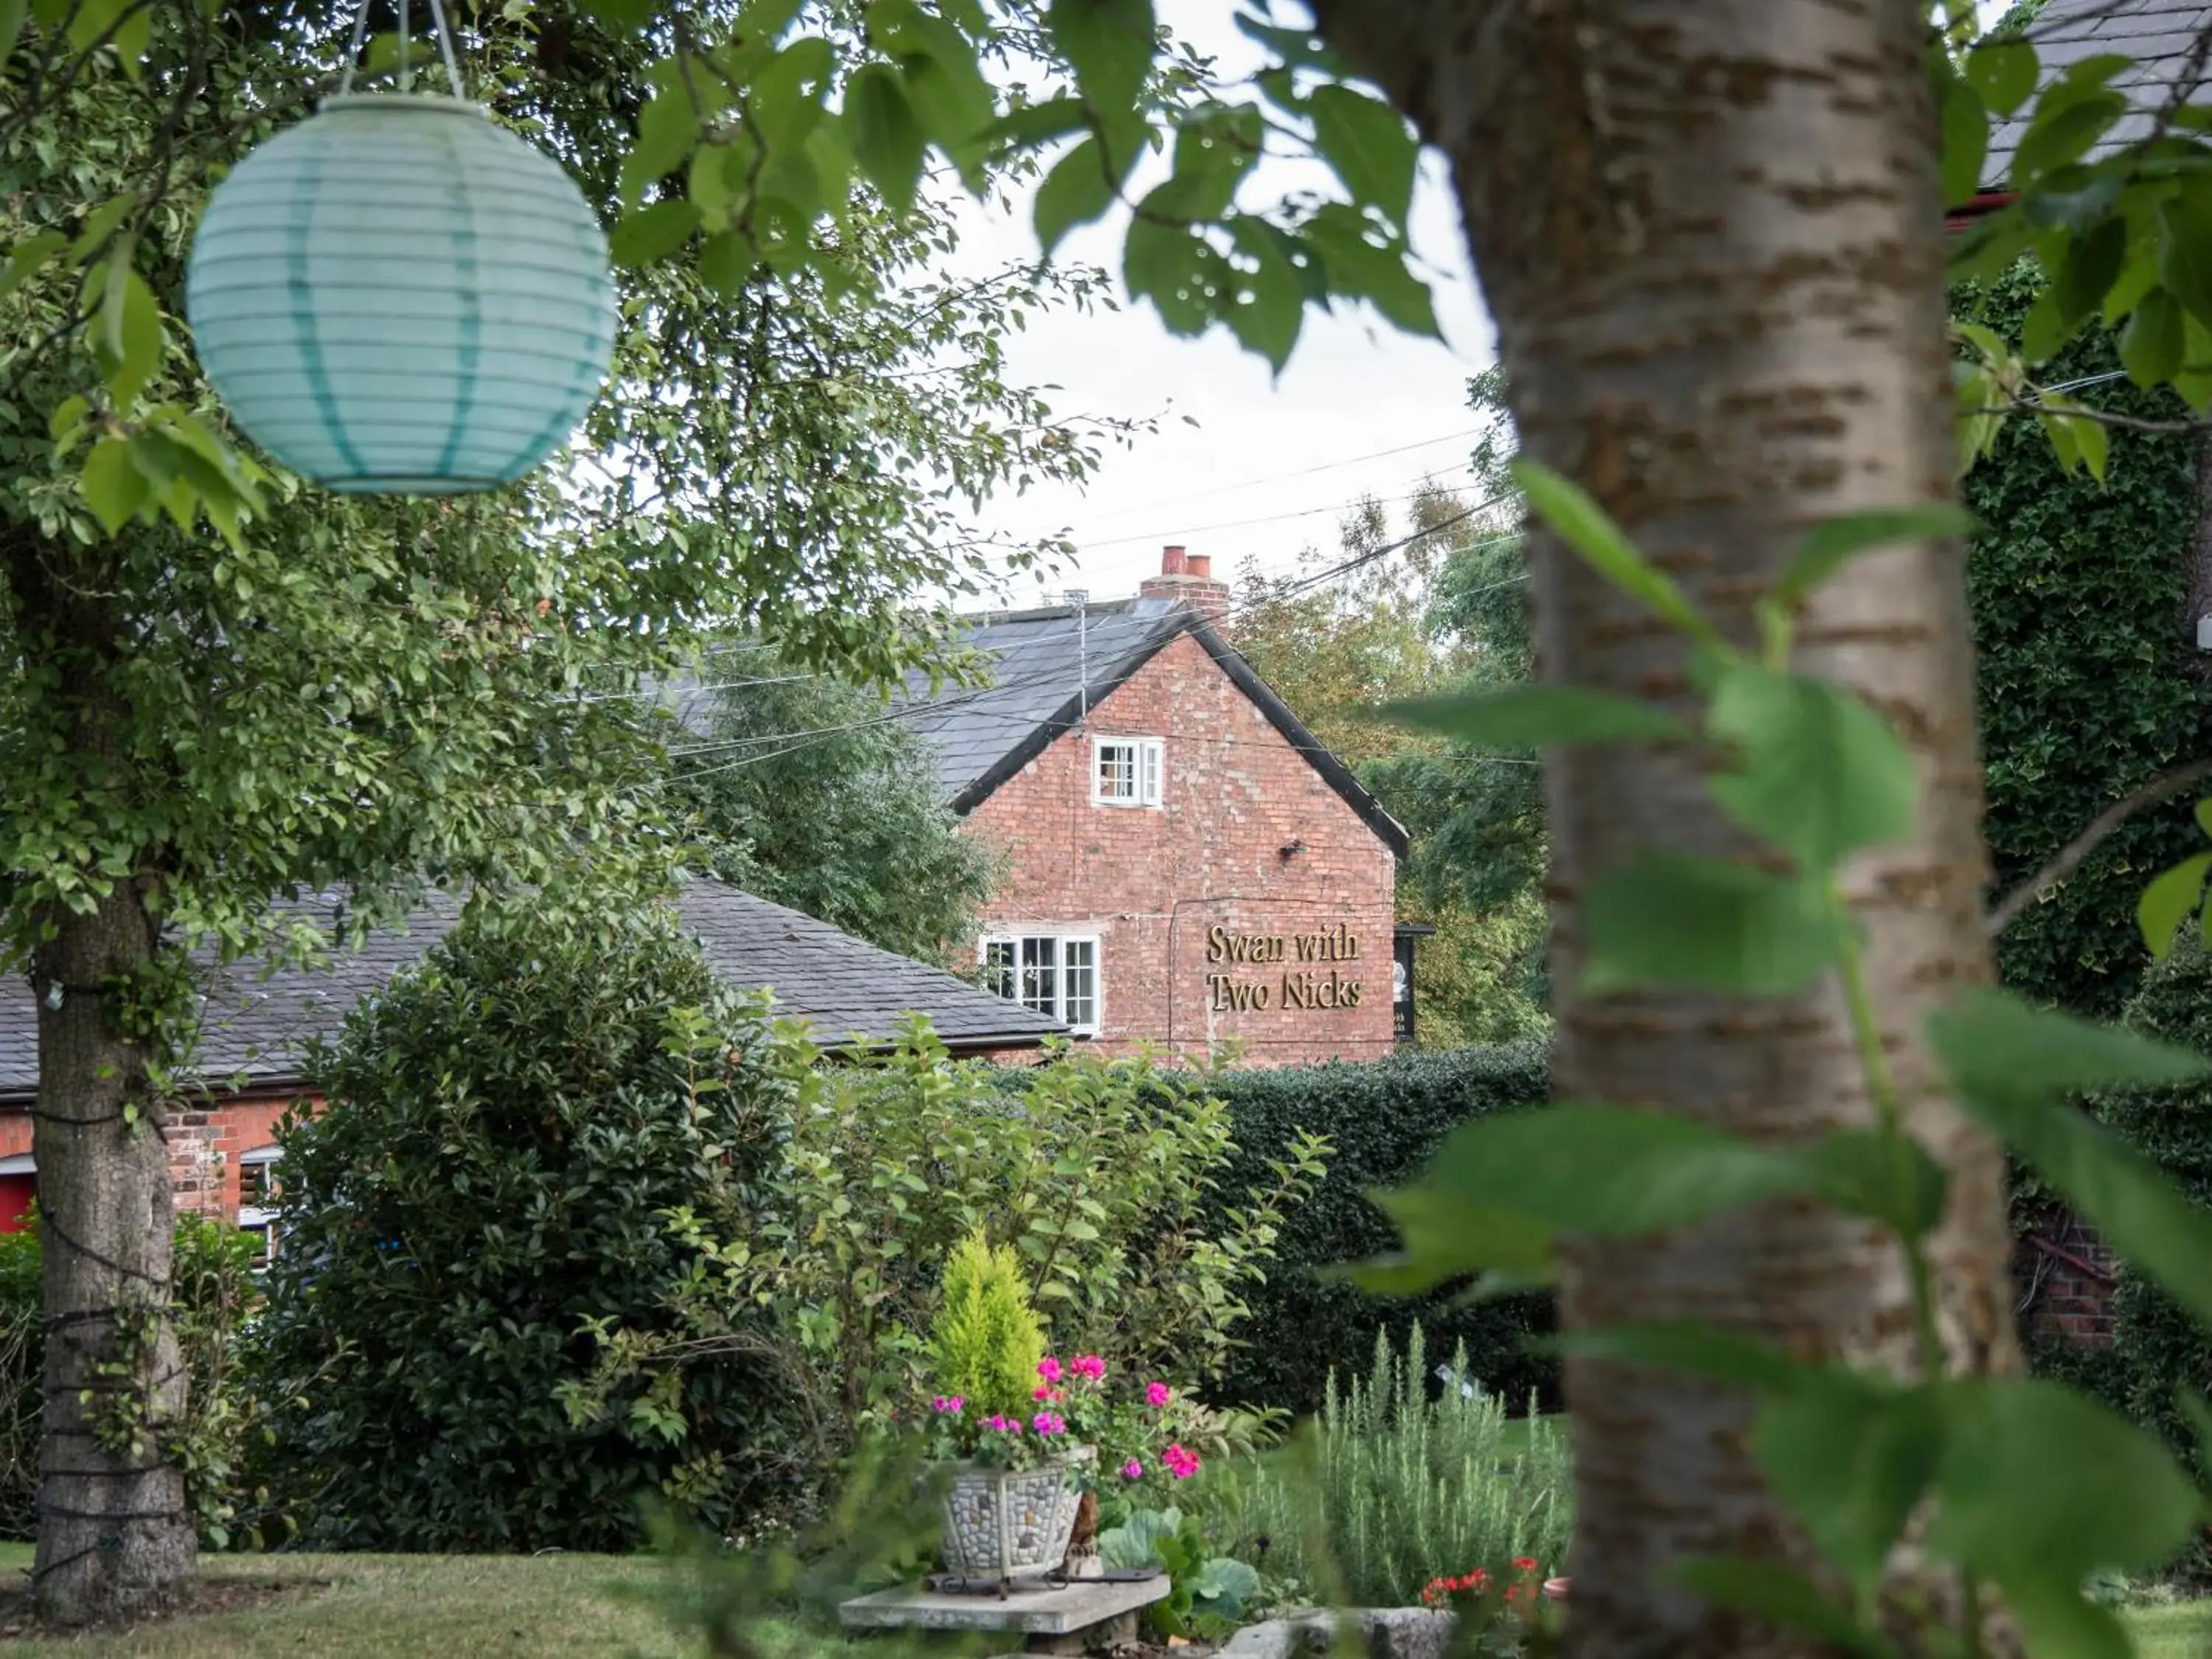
[1071,1354,1106,1380]
[1162,1443,1200,1480]
[931,1395,964,1414]
[1121,1459,1144,1480]
[1037,1357,1063,1384]
[1032,1411,1066,1436]
[1145,1381,1172,1408]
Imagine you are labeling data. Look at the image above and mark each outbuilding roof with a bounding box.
[0,877,1064,1104]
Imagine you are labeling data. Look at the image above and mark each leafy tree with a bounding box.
[0,4,1107,1617]
[661,648,999,962]
[1234,467,1547,1046]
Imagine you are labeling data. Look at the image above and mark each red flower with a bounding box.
[1513,1557,1540,1573]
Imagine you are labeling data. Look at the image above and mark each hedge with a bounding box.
[1199,1043,1558,1419]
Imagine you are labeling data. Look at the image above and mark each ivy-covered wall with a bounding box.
[1959,266,2212,1020]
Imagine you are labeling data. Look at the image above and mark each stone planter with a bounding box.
[939,1457,1085,1581]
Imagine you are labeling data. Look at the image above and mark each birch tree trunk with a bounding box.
[1308,4,2020,1654]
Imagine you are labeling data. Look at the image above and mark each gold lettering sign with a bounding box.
[1203,925,1366,1013]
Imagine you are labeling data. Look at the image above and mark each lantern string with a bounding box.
[334,0,465,102]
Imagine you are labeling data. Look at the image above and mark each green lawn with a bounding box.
[0,1543,2197,1656]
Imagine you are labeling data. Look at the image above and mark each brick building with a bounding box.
[903,546,1416,1065]
[0,878,1063,1248]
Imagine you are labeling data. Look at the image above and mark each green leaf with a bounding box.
[1034,135,1117,258]
[1799,1127,1948,1239]
[1124,218,1225,335]
[1994,1584,2135,1659]
[1413,1104,1813,1239]
[2120,285,2186,388]
[978,97,1090,151]
[1307,85,1417,224]
[97,265,164,408]
[576,0,655,29]
[1775,505,1976,606]
[1380,684,1688,749]
[1929,1378,2200,1581]
[1299,205,1438,338]
[1583,856,1845,997]
[1672,1558,1905,1659]
[622,89,706,213]
[0,229,62,301]
[0,0,25,73]
[1047,0,1154,119]
[80,436,149,534]
[843,63,925,215]
[65,190,139,264]
[1553,1322,1808,1393]
[2022,280,2070,364]
[1964,38,2039,118]
[1342,1181,1555,1295]
[2055,215,2126,325]
[1232,12,1344,75]
[2012,91,2125,187]
[1940,74,1989,206]
[1510,459,1718,645]
[1930,989,2212,1329]
[2138,851,2212,959]
[1705,667,1916,873]
[2159,198,2212,332]
[608,199,700,266]
[1756,1376,1944,1600]
[1223,216,1301,372]
[46,394,90,450]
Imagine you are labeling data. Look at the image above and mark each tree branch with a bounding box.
[1985,757,2212,939]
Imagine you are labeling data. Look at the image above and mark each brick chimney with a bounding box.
[1137,543,1231,636]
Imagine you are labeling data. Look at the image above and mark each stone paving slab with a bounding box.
[840,1574,1171,1636]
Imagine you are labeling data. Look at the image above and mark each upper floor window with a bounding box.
[1092,737,1163,807]
[981,933,1099,1034]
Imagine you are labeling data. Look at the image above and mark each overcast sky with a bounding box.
[951,0,2018,609]
[948,2,1492,608]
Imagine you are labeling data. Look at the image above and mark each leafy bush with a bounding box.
[253,899,789,1551]
[1193,1324,1572,1609]
[929,1228,1045,1425]
[572,1027,1327,1475]
[1200,1046,1558,1416]
[0,1217,262,1547]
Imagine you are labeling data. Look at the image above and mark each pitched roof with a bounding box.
[1986,0,2212,181]
[896,597,1410,858]
[0,878,1063,1103]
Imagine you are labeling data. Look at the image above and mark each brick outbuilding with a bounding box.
[903,547,1417,1065]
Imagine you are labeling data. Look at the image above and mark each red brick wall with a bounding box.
[2017,1217,2118,1349]
[963,633,1398,1066]
[0,1093,307,1225]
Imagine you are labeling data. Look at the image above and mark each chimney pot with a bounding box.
[1184,552,1211,580]
[1161,544,1187,576]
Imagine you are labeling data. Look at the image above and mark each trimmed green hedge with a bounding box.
[1200,1044,1558,1418]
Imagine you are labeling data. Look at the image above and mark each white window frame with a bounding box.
[980,932,1103,1035]
[238,1146,283,1266]
[1090,735,1164,809]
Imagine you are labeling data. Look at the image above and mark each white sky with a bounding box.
[952,0,2018,608]
[948,2,1493,608]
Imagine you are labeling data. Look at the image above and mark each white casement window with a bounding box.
[1091,736,1164,808]
[981,933,1101,1034]
[237,1146,282,1268]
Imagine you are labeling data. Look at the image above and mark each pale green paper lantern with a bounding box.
[186,91,616,495]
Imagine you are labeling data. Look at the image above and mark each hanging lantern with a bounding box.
[185,4,616,495]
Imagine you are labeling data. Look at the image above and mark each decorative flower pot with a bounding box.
[939,1458,1085,1580]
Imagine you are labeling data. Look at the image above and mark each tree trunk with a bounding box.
[1311,4,2018,1655]
[29,884,193,1624]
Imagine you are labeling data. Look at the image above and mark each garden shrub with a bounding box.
[930,1228,1044,1422]
[1192,1324,1572,1609]
[253,897,790,1552]
[1200,1044,1559,1418]
[568,1027,1327,1478]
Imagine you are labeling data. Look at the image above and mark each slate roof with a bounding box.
[0,877,1063,1103]
[1986,0,2212,181]
[894,598,1411,858]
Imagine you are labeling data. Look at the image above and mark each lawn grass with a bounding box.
[2126,1600,2212,1658]
[0,1545,974,1658]
[0,1541,2195,1656]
